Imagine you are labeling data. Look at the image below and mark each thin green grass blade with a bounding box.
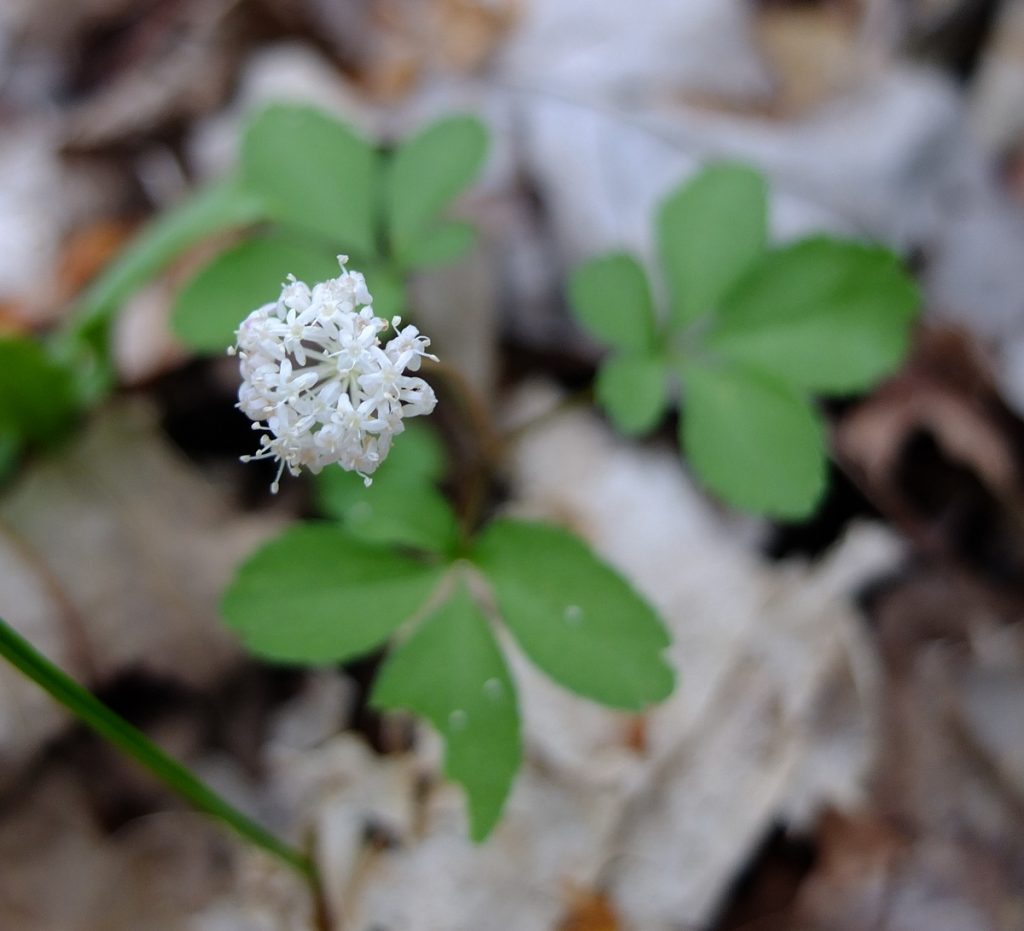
[0,616,314,880]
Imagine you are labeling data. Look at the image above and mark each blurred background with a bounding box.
[2,1,1024,928]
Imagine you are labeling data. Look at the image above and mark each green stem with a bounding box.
[0,615,316,882]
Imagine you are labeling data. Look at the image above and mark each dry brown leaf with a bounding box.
[752,2,868,117]
[430,0,523,71]
[0,302,34,336]
[56,218,137,303]
[356,0,520,98]
[557,888,620,931]
[869,573,995,834]
[835,325,1024,579]
[851,569,1024,929]
[259,0,519,100]
[791,811,1022,931]
[839,326,1014,494]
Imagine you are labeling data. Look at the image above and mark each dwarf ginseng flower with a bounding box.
[232,257,437,491]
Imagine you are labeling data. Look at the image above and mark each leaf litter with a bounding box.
[3,1,1024,929]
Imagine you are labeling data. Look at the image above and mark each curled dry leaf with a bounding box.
[835,324,1024,581]
[838,325,1016,496]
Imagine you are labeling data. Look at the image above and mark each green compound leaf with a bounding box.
[221,524,444,664]
[242,105,379,256]
[332,484,459,555]
[707,237,920,394]
[658,164,767,327]
[473,520,675,711]
[315,423,457,555]
[372,584,521,842]
[567,253,657,353]
[595,352,669,436]
[680,361,827,520]
[400,222,477,270]
[0,337,78,448]
[172,234,341,352]
[386,115,488,258]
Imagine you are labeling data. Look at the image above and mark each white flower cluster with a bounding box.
[232,256,437,491]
